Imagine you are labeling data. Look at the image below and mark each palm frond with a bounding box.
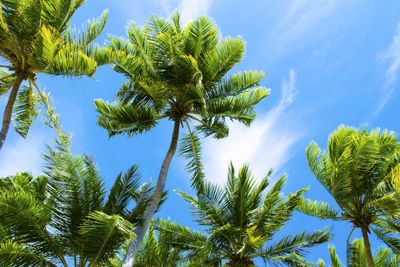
[155,218,207,252]
[206,87,269,125]
[201,37,245,83]
[184,16,218,59]
[41,0,78,30]
[179,129,205,193]
[30,24,63,70]
[0,240,57,267]
[328,246,345,267]
[296,198,341,220]
[104,165,142,216]
[0,70,14,96]
[95,99,161,137]
[64,9,108,47]
[35,86,69,142]
[13,84,39,138]
[372,227,400,254]
[261,228,331,259]
[47,43,97,76]
[2,0,42,43]
[0,189,63,258]
[79,211,135,265]
[44,147,105,252]
[195,116,229,139]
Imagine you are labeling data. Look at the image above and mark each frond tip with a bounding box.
[297,198,341,220]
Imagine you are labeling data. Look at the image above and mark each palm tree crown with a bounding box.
[317,238,400,267]
[0,147,154,267]
[0,0,108,149]
[95,12,269,265]
[299,126,400,267]
[95,12,268,139]
[175,164,331,266]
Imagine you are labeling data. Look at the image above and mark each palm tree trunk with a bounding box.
[122,119,181,267]
[0,73,24,150]
[361,226,375,267]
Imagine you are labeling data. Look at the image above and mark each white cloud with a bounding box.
[0,133,47,177]
[160,0,212,25]
[267,0,341,52]
[371,23,400,119]
[379,23,400,85]
[202,70,305,185]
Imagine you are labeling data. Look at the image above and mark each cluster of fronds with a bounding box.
[0,147,157,266]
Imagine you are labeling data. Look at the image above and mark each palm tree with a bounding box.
[298,126,400,267]
[172,164,331,266]
[317,238,400,267]
[0,0,108,150]
[0,147,155,266]
[94,12,269,264]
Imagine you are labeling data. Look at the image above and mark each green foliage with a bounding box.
[179,129,205,193]
[134,220,207,267]
[0,240,56,267]
[94,13,268,265]
[0,70,14,96]
[318,239,400,267]
[13,84,39,137]
[300,126,400,260]
[297,198,340,220]
[0,147,154,266]
[0,0,106,75]
[79,211,135,265]
[173,164,331,266]
[95,12,268,139]
[0,0,107,144]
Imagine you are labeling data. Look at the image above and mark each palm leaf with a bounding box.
[296,198,341,220]
[79,211,135,265]
[64,9,108,47]
[104,165,142,216]
[13,84,39,138]
[328,246,345,267]
[0,70,14,96]
[0,240,57,267]
[184,16,218,59]
[206,87,269,125]
[95,99,161,137]
[261,228,331,259]
[372,227,400,254]
[179,129,205,193]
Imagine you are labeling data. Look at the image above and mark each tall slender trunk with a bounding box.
[361,226,375,267]
[122,120,181,267]
[0,73,24,150]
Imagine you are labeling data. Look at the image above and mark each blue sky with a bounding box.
[1,0,400,264]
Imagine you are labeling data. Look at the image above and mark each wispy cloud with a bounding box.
[202,70,305,185]
[0,133,47,177]
[160,0,212,25]
[372,23,400,118]
[274,1,338,43]
[265,0,342,55]
[379,23,400,85]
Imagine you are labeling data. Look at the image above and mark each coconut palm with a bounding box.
[298,126,400,267]
[94,12,269,264]
[172,164,331,266]
[0,0,108,150]
[316,238,400,267]
[0,147,155,266]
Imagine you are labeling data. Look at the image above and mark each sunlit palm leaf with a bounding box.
[13,84,39,137]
